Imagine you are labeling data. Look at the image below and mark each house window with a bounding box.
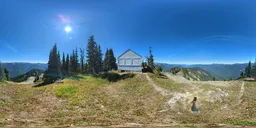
[125,59,132,65]
[119,59,124,65]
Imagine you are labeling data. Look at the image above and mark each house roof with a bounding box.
[118,49,142,59]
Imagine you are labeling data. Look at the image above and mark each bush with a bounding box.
[120,73,135,79]
[98,72,136,82]
[98,72,121,82]
[169,66,182,74]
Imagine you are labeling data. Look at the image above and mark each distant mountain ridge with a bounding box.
[155,62,247,79]
[11,69,44,82]
[2,62,47,78]
[168,66,222,81]
[2,62,247,80]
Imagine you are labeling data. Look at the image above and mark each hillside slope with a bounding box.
[3,62,47,77]
[168,66,222,81]
[155,63,247,79]
[11,69,44,82]
[1,73,256,127]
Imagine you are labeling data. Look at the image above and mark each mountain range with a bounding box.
[2,62,47,78]
[2,62,247,80]
[155,63,247,80]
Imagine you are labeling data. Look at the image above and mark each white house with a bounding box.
[118,49,142,72]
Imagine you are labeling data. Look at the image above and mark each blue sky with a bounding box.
[0,0,256,64]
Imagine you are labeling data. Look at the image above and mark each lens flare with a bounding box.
[65,26,71,33]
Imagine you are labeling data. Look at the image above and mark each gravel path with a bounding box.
[144,73,169,95]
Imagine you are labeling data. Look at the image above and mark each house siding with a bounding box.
[118,50,142,72]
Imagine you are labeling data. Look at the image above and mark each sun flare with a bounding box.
[64,26,71,33]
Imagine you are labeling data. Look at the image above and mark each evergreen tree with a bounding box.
[43,43,62,83]
[108,49,117,70]
[75,47,79,72]
[95,45,103,73]
[240,71,244,77]
[80,48,85,73]
[57,51,62,78]
[156,66,163,72]
[212,76,216,81]
[70,50,75,73]
[103,49,109,71]
[57,51,61,67]
[4,68,10,81]
[0,62,6,82]
[62,52,66,75]
[245,61,253,77]
[66,54,70,75]
[148,47,154,68]
[84,63,88,74]
[252,59,256,77]
[86,35,97,75]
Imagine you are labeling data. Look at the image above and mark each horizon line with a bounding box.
[1,61,249,65]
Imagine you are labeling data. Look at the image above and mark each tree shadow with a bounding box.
[157,73,168,79]
[97,72,136,82]
[33,82,49,87]
[68,75,85,81]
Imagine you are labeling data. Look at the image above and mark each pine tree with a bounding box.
[80,48,85,73]
[62,52,66,75]
[0,62,6,82]
[95,45,103,73]
[252,59,256,77]
[84,63,88,74]
[66,54,70,75]
[148,47,154,68]
[240,71,244,77]
[245,61,253,77]
[43,43,62,83]
[156,66,163,72]
[86,35,97,75]
[4,68,10,81]
[75,47,79,72]
[70,50,75,73]
[57,51,61,66]
[108,49,117,70]
[57,51,62,78]
[103,49,109,71]
[212,76,216,81]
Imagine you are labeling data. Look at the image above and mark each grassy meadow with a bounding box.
[0,73,256,127]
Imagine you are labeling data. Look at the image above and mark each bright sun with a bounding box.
[64,26,71,33]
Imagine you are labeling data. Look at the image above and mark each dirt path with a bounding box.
[144,73,194,109]
[19,76,36,84]
[238,81,245,104]
[144,73,169,95]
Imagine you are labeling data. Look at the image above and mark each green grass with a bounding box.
[224,120,256,126]
[55,85,78,98]
[0,121,8,126]
[2,73,256,127]
[147,73,185,92]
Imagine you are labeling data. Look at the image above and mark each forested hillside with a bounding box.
[3,63,47,77]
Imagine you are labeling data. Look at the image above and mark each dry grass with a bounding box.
[147,73,256,125]
[1,73,256,127]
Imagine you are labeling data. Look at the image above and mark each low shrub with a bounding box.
[98,72,136,82]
